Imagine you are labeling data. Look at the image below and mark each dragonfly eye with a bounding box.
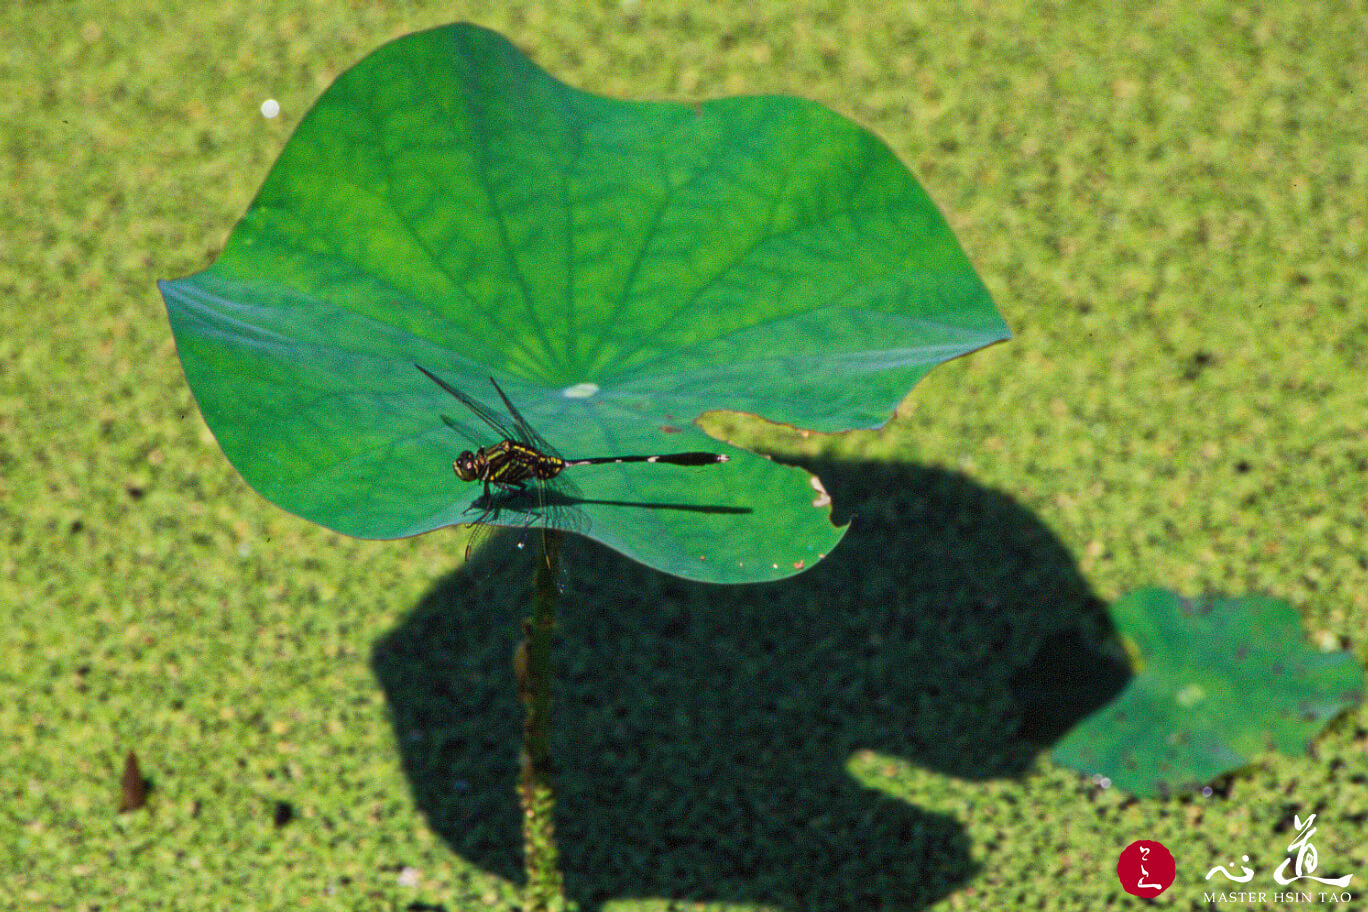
[453,451,480,481]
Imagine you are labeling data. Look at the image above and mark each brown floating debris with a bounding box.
[119,751,148,812]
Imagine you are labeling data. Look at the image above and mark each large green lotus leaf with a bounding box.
[160,23,1008,583]
[1052,589,1363,796]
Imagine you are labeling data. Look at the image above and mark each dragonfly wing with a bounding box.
[486,377,564,459]
[416,364,517,442]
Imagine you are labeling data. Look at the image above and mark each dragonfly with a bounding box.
[415,365,730,535]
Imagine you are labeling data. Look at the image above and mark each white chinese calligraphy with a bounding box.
[1273,814,1353,888]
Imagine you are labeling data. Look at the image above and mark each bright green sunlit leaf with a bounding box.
[160,23,1009,583]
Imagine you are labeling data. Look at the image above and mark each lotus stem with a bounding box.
[516,529,564,910]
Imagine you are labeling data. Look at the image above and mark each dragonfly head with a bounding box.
[453,450,481,482]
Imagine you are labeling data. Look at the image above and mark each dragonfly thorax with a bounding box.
[453,439,566,488]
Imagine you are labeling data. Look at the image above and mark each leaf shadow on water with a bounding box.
[369,459,1131,911]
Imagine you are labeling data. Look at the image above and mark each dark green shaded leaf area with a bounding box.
[160,22,1008,583]
[1052,588,1364,797]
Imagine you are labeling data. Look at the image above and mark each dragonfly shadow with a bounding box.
[370,459,1129,912]
[469,486,753,538]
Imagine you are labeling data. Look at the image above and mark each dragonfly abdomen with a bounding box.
[564,452,730,468]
